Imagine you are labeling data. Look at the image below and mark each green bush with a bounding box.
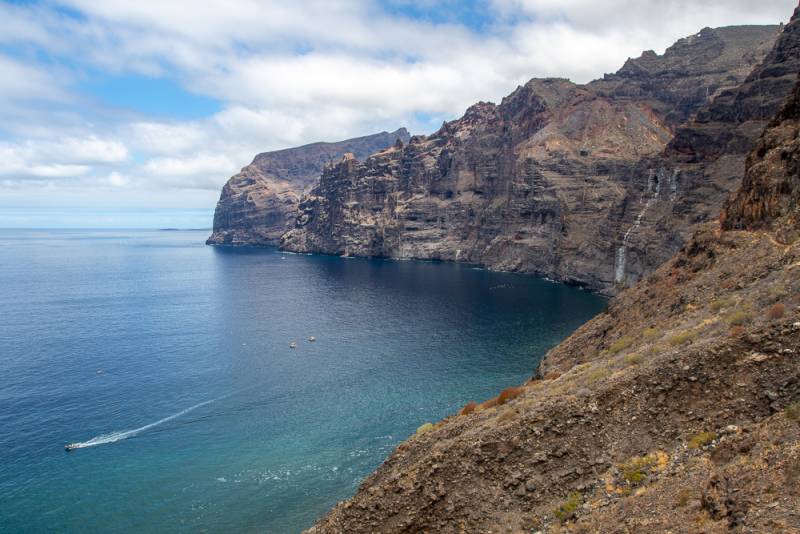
[608,336,635,354]
[624,353,645,366]
[666,330,698,346]
[688,432,716,448]
[416,422,433,436]
[588,368,610,383]
[650,344,664,355]
[621,458,652,482]
[554,492,582,519]
[642,328,659,340]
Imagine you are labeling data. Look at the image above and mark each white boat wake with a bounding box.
[66,398,217,450]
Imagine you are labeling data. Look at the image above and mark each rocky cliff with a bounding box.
[303,50,800,534]
[281,24,790,294]
[206,128,409,246]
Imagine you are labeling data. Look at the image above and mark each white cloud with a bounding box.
[0,0,797,225]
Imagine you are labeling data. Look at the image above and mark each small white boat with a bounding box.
[65,443,79,451]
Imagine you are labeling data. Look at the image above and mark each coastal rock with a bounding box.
[281,24,787,294]
[206,128,409,246]
[304,23,800,531]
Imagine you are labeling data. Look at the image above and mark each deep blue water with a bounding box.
[0,229,606,533]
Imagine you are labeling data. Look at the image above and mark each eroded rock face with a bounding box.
[206,128,409,246]
[280,24,789,294]
[303,36,800,533]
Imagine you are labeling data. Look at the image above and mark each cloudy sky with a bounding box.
[0,0,797,228]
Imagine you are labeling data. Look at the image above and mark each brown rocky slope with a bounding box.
[302,65,800,534]
[280,24,791,295]
[206,128,409,246]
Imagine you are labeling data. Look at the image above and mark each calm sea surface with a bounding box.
[0,229,606,533]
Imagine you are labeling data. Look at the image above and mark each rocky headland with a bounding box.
[302,36,800,534]
[206,128,409,246]
[278,23,798,295]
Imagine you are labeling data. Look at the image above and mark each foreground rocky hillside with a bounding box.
[281,23,794,294]
[302,51,800,534]
[206,128,409,246]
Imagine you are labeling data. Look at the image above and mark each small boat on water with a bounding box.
[65,443,79,451]
[289,343,297,348]
[309,337,316,342]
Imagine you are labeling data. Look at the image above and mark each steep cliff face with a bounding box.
[304,60,800,534]
[281,25,787,294]
[206,128,409,246]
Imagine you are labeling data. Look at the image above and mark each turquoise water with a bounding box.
[0,230,606,533]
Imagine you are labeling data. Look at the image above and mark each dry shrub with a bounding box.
[608,336,635,354]
[459,401,477,416]
[666,330,698,346]
[650,344,663,355]
[497,409,518,424]
[769,285,788,299]
[498,386,525,406]
[726,305,755,325]
[588,368,610,383]
[729,325,745,338]
[642,328,659,340]
[416,422,433,436]
[481,397,498,409]
[767,303,786,320]
[676,487,693,507]
[528,379,542,387]
[544,371,561,380]
[709,296,736,312]
[624,353,645,366]
[688,432,716,448]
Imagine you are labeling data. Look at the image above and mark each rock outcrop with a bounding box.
[206,128,409,246]
[281,24,790,294]
[304,50,800,534]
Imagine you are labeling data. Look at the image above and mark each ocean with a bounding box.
[0,229,606,533]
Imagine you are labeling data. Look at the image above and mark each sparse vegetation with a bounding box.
[608,336,635,354]
[710,296,736,312]
[767,303,786,320]
[729,325,745,338]
[676,487,694,507]
[787,403,800,421]
[619,455,653,483]
[666,330,698,346]
[650,344,663,355]
[481,398,497,409]
[588,368,610,383]
[624,353,645,366]
[769,285,788,300]
[416,423,433,436]
[544,371,562,380]
[642,328,659,340]
[553,492,582,520]
[688,432,716,448]
[726,305,756,325]
[498,386,525,405]
[459,401,477,416]
[497,409,518,424]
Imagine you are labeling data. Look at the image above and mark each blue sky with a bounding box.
[0,0,796,228]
